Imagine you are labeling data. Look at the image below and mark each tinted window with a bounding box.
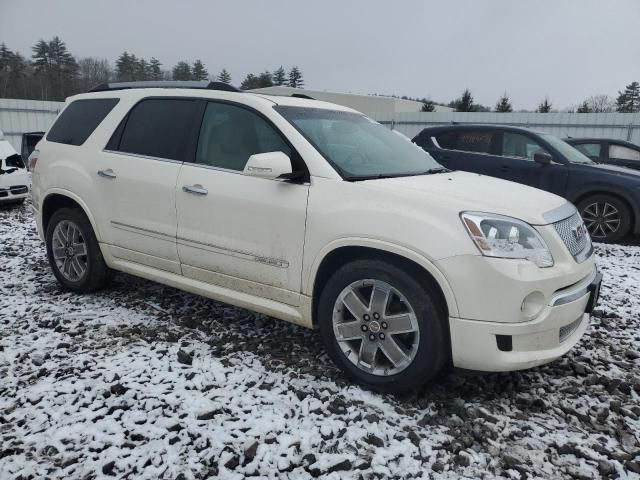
[455,130,493,154]
[434,131,457,149]
[116,99,197,160]
[502,132,548,160]
[610,144,640,161]
[196,102,291,171]
[573,143,601,157]
[47,99,119,146]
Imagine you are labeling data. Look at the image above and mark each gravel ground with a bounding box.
[1,200,639,480]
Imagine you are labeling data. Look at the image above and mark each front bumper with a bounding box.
[449,267,601,371]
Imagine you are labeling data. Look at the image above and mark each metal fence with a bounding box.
[0,99,63,151]
[371,111,640,144]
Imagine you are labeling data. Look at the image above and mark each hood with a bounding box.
[589,162,640,178]
[360,171,567,225]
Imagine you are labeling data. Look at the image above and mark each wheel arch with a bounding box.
[41,189,100,239]
[307,240,459,328]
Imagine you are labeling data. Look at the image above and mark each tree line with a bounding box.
[0,36,305,101]
[416,83,640,113]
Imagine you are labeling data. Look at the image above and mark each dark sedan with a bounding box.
[565,137,640,171]
[412,125,640,242]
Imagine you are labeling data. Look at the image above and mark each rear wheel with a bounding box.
[318,259,447,394]
[577,194,631,243]
[45,207,111,292]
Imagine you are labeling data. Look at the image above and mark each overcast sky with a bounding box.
[1,0,639,110]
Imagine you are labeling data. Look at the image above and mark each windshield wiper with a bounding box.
[346,168,450,182]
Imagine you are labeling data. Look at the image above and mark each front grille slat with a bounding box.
[553,212,591,261]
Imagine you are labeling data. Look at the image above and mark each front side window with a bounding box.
[454,130,493,154]
[47,98,119,146]
[502,132,548,160]
[610,144,640,161]
[196,102,291,171]
[572,143,602,158]
[541,134,594,164]
[115,98,198,160]
[275,106,442,179]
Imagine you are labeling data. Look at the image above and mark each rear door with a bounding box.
[430,128,503,176]
[93,97,200,274]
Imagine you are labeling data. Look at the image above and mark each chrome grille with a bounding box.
[559,315,583,343]
[553,212,591,261]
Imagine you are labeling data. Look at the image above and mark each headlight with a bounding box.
[460,212,554,268]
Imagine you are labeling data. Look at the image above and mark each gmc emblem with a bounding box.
[573,222,588,241]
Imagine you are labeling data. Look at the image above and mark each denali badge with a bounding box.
[572,222,587,241]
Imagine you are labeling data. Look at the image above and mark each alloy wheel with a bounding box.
[332,279,420,376]
[581,202,621,239]
[52,220,88,281]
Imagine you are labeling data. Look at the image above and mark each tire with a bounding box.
[45,207,111,292]
[577,194,631,243]
[317,259,447,394]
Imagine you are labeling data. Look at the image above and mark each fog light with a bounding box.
[521,291,545,319]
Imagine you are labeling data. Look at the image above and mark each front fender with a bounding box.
[304,236,460,318]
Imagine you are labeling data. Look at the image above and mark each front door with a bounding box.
[93,97,200,274]
[175,101,309,305]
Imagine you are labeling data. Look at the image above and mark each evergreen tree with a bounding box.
[258,70,273,87]
[576,101,592,113]
[135,58,150,81]
[240,73,261,90]
[273,66,286,86]
[537,98,552,113]
[420,99,435,112]
[32,36,78,100]
[616,82,640,113]
[288,66,304,88]
[494,92,513,112]
[149,57,163,80]
[452,89,475,112]
[172,61,192,81]
[216,68,231,84]
[191,60,208,81]
[0,44,28,98]
[115,52,136,81]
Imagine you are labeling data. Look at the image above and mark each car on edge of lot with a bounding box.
[565,137,640,172]
[413,124,640,243]
[30,81,601,393]
[0,136,30,206]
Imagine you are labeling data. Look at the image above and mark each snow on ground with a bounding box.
[1,200,639,480]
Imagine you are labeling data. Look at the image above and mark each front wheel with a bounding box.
[577,194,631,243]
[318,259,447,394]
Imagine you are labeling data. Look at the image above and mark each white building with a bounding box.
[249,86,452,117]
[0,99,62,151]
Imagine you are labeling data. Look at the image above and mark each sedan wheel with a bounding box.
[581,201,620,240]
[333,279,420,376]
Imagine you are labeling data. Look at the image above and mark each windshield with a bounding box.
[541,134,594,164]
[275,106,443,179]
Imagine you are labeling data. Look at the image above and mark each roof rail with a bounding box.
[290,93,315,100]
[88,80,240,93]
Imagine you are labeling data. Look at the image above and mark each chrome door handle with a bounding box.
[182,184,208,195]
[97,169,117,179]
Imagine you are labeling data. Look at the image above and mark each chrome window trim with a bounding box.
[549,266,597,307]
[102,149,184,165]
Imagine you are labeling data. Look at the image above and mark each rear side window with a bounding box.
[47,99,119,146]
[610,144,640,161]
[113,99,198,161]
[573,143,601,157]
[455,130,493,154]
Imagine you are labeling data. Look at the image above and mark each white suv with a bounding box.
[31,81,601,393]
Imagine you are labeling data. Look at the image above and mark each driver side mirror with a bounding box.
[533,152,553,165]
[243,151,293,180]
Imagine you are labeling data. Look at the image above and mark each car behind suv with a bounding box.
[565,137,640,171]
[31,82,601,393]
[413,125,640,243]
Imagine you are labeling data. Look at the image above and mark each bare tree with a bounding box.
[585,94,615,113]
[77,57,111,92]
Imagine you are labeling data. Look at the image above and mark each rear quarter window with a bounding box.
[46,98,119,146]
